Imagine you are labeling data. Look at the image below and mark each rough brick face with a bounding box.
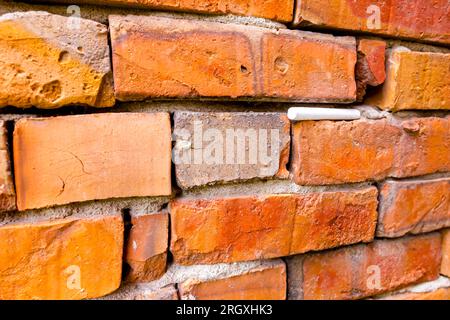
[0,121,15,212]
[294,0,450,45]
[173,112,290,188]
[0,215,123,300]
[13,113,172,210]
[125,212,169,282]
[0,12,114,109]
[287,233,442,300]
[367,48,450,111]
[377,178,450,238]
[110,15,356,103]
[292,117,450,185]
[442,230,450,277]
[356,39,386,101]
[178,261,286,300]
[170,187,378,265]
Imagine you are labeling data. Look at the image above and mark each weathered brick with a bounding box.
[125,212,169,282]
[45,0,294,22]
[0,12,114,109]
[13,113,172,210]
[293,0,450,45]
[376,277,450,300]
[367,47,450,110]
[291,117,450,185]
[0,121,15,212]
[178,261,286,300]
[287,233,442,300]
[173,112,290,188]
[170,187,377,265]
[442,229,450,277]
[0,215,123,300]
[377,178,450,238]
[110,15,356,103]
[356,39,386,101]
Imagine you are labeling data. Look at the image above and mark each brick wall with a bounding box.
[0,0,449,300]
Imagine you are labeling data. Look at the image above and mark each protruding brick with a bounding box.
[377,178,450,238]
[442,229,450,277]
[46,0,294,22]
[293,0,450,45]
[367,47,450,110]
[0,121,15,212]
[170,187,378,265]
[0,12,114,109]
[173,112,290,188]
[125,212,169,282]
[0,215,123,300]
[13,113,172,210]
[110,15,356,103]
[287,233,442,300]
[356,39,386,101]
[291,117,450,185]
[178,261,286,300]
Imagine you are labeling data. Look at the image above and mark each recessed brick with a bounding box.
[110,15,356,103]
[356,39,386,100]
[170,187,378,265]
[0,215,123,300]
[173,112,290,188]
[377,178,450,237]
[0,12,114,109]
[13,113,172,210]
[367,47,450,110]
[293,0,450,45]
[0,121,15,212]
[287,233,442,300]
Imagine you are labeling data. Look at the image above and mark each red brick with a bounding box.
[442,229,450,277]
[0,12,114,109]
[367,48,450,110]
[287,233,442,300]
[0,215,123,300]
[377,178,450,238]
[0,121,15,212]
[356,39,386,100]
[125,212,169,282]
[110,15,356,103]
[178,261,286,300]
[170,187,378,265]
[291,117,450,185]
[294,0,450,45]
[13,113,172,210]
[46,0,294,22]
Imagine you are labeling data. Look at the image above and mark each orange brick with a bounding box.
[170,187,378,265]
[367,48,450,110]
[287,233,442,300]
[0,12,114,109]
[0,215,123,300]
[178,261,286,300]
[13,113,172,210]
[46,0,294,22]
[442,230,450,277]
[291,117,450,185]
[125,212,169,282]
[0,121,15,212]
[294,0,450,45]
[110,15,356,103]
[378,178,450,237]
[356,39,386,100]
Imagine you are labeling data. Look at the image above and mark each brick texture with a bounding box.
[287,233,442,300]
[291,117,450,185]
[13,113,172,210]
[110,15,356,103]
[0,215,123,300]
[0,121,15,212]
[125,212,169,282]
[173,112,290,188]
[377,178,450,238]
[367,47,450,111]
[0,12,114,109]
[442,230,450,277]
[293,0,450,45]
[170,187,378,265]
[178,261,286,300]
[356,39,386,101]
